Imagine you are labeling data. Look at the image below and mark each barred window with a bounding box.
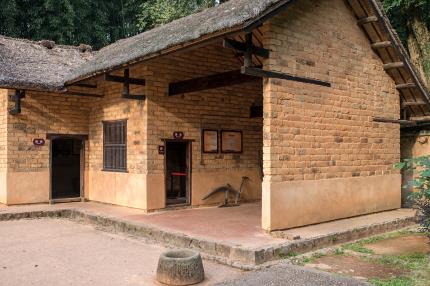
[103,120,127,171]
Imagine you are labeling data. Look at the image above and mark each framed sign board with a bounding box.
[221,130,242,153]
[202,129,218,153]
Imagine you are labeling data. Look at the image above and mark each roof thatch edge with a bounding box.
[66,0,294,86]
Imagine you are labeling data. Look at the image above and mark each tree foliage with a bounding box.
[137,0,215,31]
[0,0,218,50]
[395,157,430,236]
[383,0,430,86]
[0,0,147,50]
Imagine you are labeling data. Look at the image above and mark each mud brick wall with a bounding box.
[0,89,8,203]
[262,0,400,184]
[0,89,8,172]
[88,78,147,174]
[143,43,263,175]
[7,91,92,173]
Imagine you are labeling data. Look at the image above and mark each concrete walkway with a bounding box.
[0,202,417,267]
[0,218,370,286]
[0,218,244,286]
[215,264,370,286]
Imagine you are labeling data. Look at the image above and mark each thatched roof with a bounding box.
[0,0,429,118]
[66,0,290,84]
[0,35,93,91]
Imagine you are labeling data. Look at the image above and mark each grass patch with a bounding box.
[278,252,297,259]
[372,253,430,286]
[342,230,421,255]
[371,277,413,286]
[334,248,345,255]
[376,253,428,271]
[295,252,327,265]
[342,241,374,254]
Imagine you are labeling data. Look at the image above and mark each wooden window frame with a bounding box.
[102,120,128,172]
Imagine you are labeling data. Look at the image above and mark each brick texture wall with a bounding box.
[0,89,8,172]
[262,0,400,183]
[7,91,92,173]
[143,43,263,175]
[88,78,147,174]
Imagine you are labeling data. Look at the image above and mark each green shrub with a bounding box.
[395,156,430,237]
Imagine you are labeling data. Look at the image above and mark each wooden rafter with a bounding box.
[121,69,146,100]
[402,101,426,108]
[396,83,416,90]
[73,83,98,89]
[64,91,104,98]
[371,41,391,49]
[104,73,146,86]
[168,69,259,96]
[373,116,416,126]
[223,38,269,58]
[241,66,331,87]
[357,16,378,25]
[383,62,405,70]
[346,0,430,118]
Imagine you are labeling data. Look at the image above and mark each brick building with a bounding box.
[0,0,429,231]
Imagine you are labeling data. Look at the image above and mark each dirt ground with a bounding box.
[302,232,430,285]
[366,235,430,256]
[306,255,408,280]
[0,218,245,286]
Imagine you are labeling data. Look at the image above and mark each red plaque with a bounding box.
[33,138,45,146]
[158,145,165,155]
[173,131,184,139]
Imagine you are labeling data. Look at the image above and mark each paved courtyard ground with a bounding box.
[0,218,371,286]
[0,218,243,286]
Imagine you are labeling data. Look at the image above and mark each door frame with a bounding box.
[47,133,88,203]
[163,139,193,207]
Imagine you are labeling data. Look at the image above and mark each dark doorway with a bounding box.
[51,138,82,199]
[165,141,191,206]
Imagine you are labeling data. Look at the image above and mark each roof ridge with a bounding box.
[0,34,90,52]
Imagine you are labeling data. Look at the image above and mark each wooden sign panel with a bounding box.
[221,130,242,153]
[202,129,218,153]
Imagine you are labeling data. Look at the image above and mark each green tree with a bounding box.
[383,0,430,86]
[395,157,430,237]
[38,0,75,44]
[137,0,215,31]
[0,0,19,36]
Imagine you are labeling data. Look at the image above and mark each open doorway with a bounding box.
[51,138,83,200]
[165,141,191,206]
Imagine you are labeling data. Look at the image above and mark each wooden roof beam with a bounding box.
[241,66,331,87]
[104,73,145,86]
[223,38,269,58]
[373,117,416,126]
[383,62,405,70]
[396,83,417,90]
[168,69,259,96]
[73,83,98,89]
[371,41,392,49]
[121,68,146,100]
[402,101,426,108]
[357,16,378,25]
[410,116,430,122]
[64,91,104,98]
